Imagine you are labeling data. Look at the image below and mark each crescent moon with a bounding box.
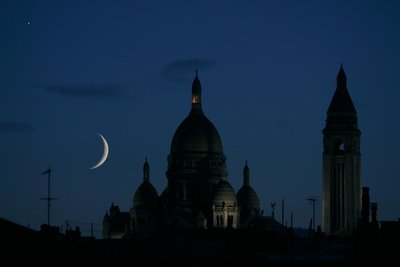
[90,133,109,169]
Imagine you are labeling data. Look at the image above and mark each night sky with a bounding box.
[1,0,400,238]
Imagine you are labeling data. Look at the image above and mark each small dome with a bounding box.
[237,185,260,210]
[213,180,237,205]
[238,161,260,211]
[132,181,159,209]
[170,110,223,154]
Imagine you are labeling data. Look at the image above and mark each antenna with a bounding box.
[291,211,293,228]
[306,197,316,233]
[40,166,58,226]
[282,199,285,228]
[271,202,276,219]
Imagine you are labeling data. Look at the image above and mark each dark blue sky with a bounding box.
[1,0,399,237]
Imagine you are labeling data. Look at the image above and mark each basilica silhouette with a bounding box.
[103,65,362,239]
[103,71,266,239]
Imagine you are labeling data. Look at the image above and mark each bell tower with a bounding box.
[322,64,361,235]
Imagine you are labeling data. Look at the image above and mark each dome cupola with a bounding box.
[191,70,202,109]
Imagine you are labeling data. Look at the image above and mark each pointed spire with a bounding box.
[336,63,347,89]
[143,158,149,182]
[191,70,202,110]
[243,161,250,186]
[327,64,357,114]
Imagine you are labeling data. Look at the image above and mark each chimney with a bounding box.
[370,202,379,230]
[361,187,370,223]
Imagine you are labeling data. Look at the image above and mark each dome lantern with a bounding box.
[191,70,202,110]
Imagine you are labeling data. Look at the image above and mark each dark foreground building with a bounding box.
[2,217,400,267]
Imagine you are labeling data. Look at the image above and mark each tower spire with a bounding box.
[336,63,347,90]
[327,64,356,114]
[191,70,202,110]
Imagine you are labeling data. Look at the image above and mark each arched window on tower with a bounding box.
[334,140,345,154]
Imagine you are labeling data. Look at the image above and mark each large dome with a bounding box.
[170,110,223,154]
[170,73,223,154]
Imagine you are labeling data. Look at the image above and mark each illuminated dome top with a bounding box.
[213,180,237,205]
[170,72,223,154]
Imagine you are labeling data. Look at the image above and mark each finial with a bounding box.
[243,161,250,186]
[195,69,198,77]
[337,63,347,87]
[143,157,150,182]
[145,156,148,162]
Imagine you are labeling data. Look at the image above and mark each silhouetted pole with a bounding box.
[361,187,370,223]
[40,166,54,226]
[271,203,276,219]
[291,211,293,228]
[47,169,50,225]
[91,223,93,237]
[371,202,378,229]
[282,199,285,228]
[307,198,316,232]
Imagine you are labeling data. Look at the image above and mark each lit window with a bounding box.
[192,95,200,104]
